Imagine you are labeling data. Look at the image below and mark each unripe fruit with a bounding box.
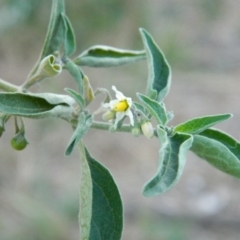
[11,132,29,151]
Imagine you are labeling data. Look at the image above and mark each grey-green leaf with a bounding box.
[199,128,240,159]
[137,93,167,125]
[65,113,92,156]
[79,143,123,240]
[191,135,240,178]
[74,45,146,67]
[65,88,84,109]
[64,58,84,95]
[140,28,171,102]
[40,0,65,59]
[174,113,232,135]
[78,142,93,240]
[133,102,149,117]
[29,0,65,76]
[61,13,76,56]
[143,127,193,196]
[0,92,74,120]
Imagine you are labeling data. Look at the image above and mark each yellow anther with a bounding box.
[113,100,129,112]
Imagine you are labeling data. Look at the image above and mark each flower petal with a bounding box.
[126,108,134,126]
[112,86,125,100]
[114,112,125,127]
[103,99,118,109]
[126,97,133,107]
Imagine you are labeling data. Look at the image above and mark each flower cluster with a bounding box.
[102,86,154,138]
[103,86,134,128]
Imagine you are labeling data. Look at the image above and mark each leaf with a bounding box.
[143,127,193,196]
[29,0,65,76]
[78,142,93,240]
[140,28,171,102]
[174,113,232,135]
[40,0,65,59]
[65,88,85,109]
[137,93,167,125]
[133,101,149,117]
[199,128,240,159]
[64,58,84,95]
[61,13,76,56]
[79,143,123,240]
[74,45,146,67]
[0,92,75,120]
[65,113,92,156]
[191,135,240,178]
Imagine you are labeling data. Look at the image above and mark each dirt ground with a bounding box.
[1,1,240,240]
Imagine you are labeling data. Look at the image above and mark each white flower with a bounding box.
[103,86,134,127]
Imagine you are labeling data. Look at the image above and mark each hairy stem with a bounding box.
[90,121,131,132]
[90,120,158,137]
[21,74,43,92]
[0,78,19,92]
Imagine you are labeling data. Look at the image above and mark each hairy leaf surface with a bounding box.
[61,13,76,56]
[140,28,171,101]
[199,128,240,159]
[175,114,232,135]
[137,93,167,125]
[191,134,240,178]
[79,144,123,240]
[65,113,92,156]
[0,92,74,120]
[143,127,193,196]
[74,45,145,67]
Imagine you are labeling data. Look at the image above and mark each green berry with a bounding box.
[11,132,29,151]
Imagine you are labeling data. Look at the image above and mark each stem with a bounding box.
[0,78,19,92]
[91,120,158,137]
[21,74,43,91]
[91,121,131,133]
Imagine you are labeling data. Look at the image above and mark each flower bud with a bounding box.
[83,75,95,105]
[11,132,29,151]
[141,121,154,139]
[102,110,115,121]
[131,126,141,137]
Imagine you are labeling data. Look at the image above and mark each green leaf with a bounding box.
[143,127,193,196]
[74,45,146,67]
[78,142,92,240]
[65,112,92,156]
[140,28,171,102]
[79,143,123,240]
[199,128,240,160]
[64,58,84,95]
[174,113,232,135]
[137,93,167,125]
[61,13,76,56]
[65,88,84,109]
[191,135,240,178]
[40,0,65,59]
[133,101,149,117]
[0,92,75,120]
[29,0,65,76]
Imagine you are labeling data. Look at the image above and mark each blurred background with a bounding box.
[1,0,240,239]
